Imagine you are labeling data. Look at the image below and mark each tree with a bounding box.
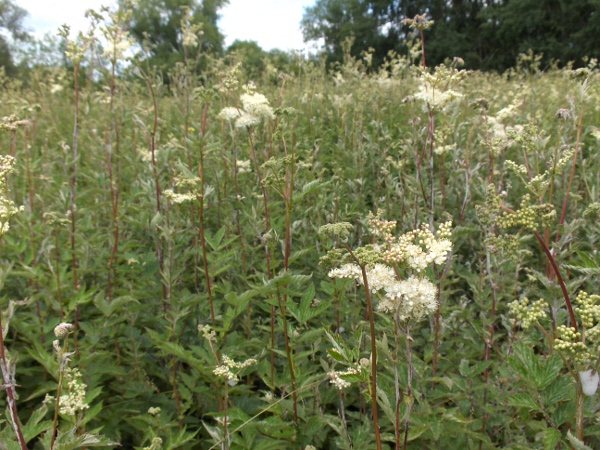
[480,0,600,72]
[0,0,30,76]
[226,40,267,80]
[122,0,229,71]
[302,0,600,72]
[301,0,412,67]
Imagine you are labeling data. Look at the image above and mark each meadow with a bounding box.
[0,18,599,449]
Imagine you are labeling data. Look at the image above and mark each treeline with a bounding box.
[1,0,598,80]
[301,0,600,72]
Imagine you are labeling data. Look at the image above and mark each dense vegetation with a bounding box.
[0,4,599,450]
[302,0,600,72]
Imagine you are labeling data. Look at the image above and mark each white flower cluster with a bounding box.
[378,276,438,320]
[0,114,29,132]
[163,189,197,204]
[329,263,438,320]
[413,65,467,113]
[199,324,216,342]
[213,354,257,384]
[218,85,274,129]
[327,218,452,321]
[414,84,461,112]
[328,263,362,281]
[383,222,452,270]
[148,406,161,416]
[328,358,370,390]
[237,159,252,174]
[0,156,24,237]
[59,368,89,416]
[163,174,202,204]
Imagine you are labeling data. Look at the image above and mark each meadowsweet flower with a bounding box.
[218,107,239,121]
[508,297,547,329]
[363,263,396,292]
[240,92,274,120]
[163,189,196,204]
[214,354,257,385]
[59,368,89,416]
[199,324,216,342]
[54,323,74,339]
[384,222,452,271]
[235,112,261,129]
[219,85,274,129]
[414,84,461,112]
[327,358,370,390]
[327,369,353,390]
[237,159,251,173]
[328,263,361,281]
[148,406,161,415]
[379,276,438,321]
[0,156,24,237]
[0,114,29,132]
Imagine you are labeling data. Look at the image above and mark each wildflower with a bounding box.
[328,263,361,281]
[218,85,274,129]
[148,406,161,416]
[0,156,24,237]
[218,107,239,121]
[379,276,438,321]
[327,369,352,390]
[163,189,197,204]
[54,323,74,339]
[508,297,546,329]
[59,368,89,416]
[237,159,251,173]
[239,91,274,120]
[199,324,216,342]
[214,354,257,385]
[0,114,29,132]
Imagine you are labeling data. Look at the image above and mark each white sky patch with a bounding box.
[17,0,116,39]
[15,0,317,52]
[219,0,315,51]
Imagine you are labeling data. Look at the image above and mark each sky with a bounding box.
[14,0,317,52]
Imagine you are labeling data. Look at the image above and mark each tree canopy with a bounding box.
[122,0,229,70]
[302,0,600,72]
[0,0,29,76]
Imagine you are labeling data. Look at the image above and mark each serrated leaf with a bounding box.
[544,428,561,450]
[508,393,539,410]
[566,431,593,449]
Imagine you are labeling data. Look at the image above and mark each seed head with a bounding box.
[54,322,74,339]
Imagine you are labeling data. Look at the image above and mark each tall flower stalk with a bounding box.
[0,155,26,449]
[321,212,452,450]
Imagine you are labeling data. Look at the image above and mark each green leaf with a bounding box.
[508,393,540,410]
[566,431,593,450]
[542,376,573,405]
[22,405,51,443]
[544,428,561,450]
[49,425,119,449]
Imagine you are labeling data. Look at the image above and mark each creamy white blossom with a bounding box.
[328,263,362,281]
[218,86,274,129]
[59,368,89,416]
[379,276,438,321]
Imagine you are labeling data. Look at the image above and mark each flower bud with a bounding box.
[54,322,74,339]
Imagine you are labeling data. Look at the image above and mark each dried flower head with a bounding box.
[54,323,74,339]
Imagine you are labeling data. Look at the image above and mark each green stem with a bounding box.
[345,244,382,450]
